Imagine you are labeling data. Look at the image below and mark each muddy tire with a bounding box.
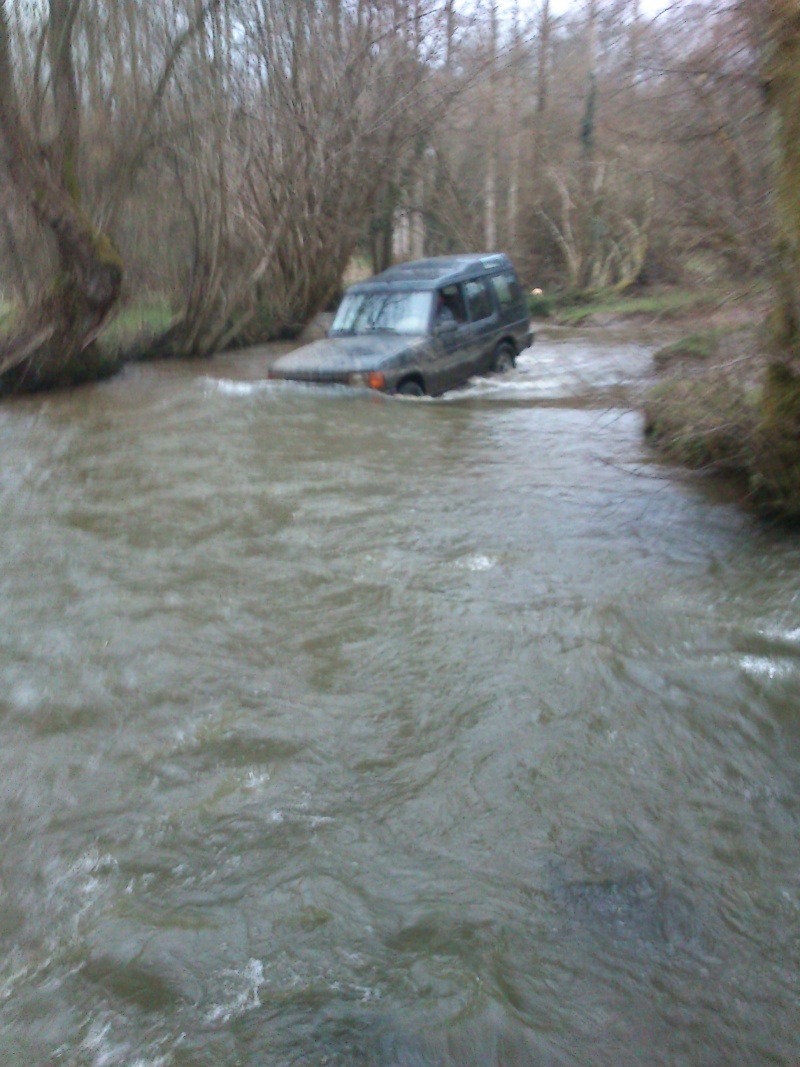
[492,343,515,374]
[397,379,425,397]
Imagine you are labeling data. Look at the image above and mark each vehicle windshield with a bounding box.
[331,289,433,335]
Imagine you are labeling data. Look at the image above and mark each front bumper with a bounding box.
[268,368,389,390]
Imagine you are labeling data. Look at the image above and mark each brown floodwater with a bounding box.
[1,327,799,1066]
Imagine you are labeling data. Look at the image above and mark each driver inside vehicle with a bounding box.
[436,294,456,327]
[436,285,464,327]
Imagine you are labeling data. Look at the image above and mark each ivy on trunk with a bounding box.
[0,0,122,393]
[756,0,800,517]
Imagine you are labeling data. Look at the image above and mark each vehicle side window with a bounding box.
[437,284,467,323]
[491,271,523,311]
[464,278,494,322]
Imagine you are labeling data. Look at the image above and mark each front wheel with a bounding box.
[491,343,515,374]
[397,379,425,397]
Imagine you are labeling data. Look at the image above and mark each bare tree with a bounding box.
[146,0,445,357]
[485,0,498,249]
[0,0,221,393]
[0,0,123,390]
[506,0,523,255]
[759,0,800,447]
[762,0,800,361]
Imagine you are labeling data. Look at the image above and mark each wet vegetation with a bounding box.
[536,286,734,327]
[644,307,800,523]
[644,326,763,477]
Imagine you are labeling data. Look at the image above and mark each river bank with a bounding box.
[531,282,799,524]
[623,289,800,524]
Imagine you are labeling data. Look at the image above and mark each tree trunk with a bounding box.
[0,0,122,393]
[506,2,522,256]
[484,0,498,250]
[756,0,800,516]
[577,0,599,290]
[764,0,800,362]
[530,0,551,214]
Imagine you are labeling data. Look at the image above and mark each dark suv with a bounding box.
[268,253,532,396]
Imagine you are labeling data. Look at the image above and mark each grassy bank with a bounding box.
[101,299,174,347]
[0,297,173,353]
[642,311,800,524]
[528,283,755,327]
[527,281,800,521]
[643,325,764,475]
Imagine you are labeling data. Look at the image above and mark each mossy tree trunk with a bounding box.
[765,0,800,360]
[0,0,219,393]
[0,0,123,393]
[758,0,800,512]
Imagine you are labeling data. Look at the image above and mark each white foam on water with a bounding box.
[243,770,271,790]
[758,625,800,644]
[9,678,43,711]
[354,983,381,1003]
[309,815,334,828]
[740,655,793,680]
[516,349,540,367]
[454,553,497,572]
[54,1014,173,1067]
[50,1002,178,1062]
[46,848,119,924]
[0,954,52,1004]
[201,377,272,397]
[77,1019,130,1067]
[442,369,573,401]
[205,958,265,1025]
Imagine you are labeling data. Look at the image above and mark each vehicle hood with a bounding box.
[271,334,423,373]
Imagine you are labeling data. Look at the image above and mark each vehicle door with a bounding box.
[463,276,500,376]
[429,283,472,393]
[489,269,530,353]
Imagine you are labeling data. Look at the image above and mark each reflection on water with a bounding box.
[1,328,799,1066]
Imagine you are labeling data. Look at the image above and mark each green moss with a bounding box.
[653,331,721,369]
[551,286,718,325]
[101,299,174,346]
[91,226,123,274]
[528,292,553,318]
[62,148,81,205]
[749,362,800,519]
[0,300,17,336]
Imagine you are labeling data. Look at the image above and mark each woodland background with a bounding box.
[0,0,776,372]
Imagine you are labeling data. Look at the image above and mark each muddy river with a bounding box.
[1,327,798,1066]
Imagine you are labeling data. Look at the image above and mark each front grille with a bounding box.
[270,369,351,385]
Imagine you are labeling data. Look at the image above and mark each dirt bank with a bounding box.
[639,291,800,524]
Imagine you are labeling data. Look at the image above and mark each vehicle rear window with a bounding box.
[491,271,523,311]
[464,278,494,322]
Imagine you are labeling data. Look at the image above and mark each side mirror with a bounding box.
[436,318,458,335]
